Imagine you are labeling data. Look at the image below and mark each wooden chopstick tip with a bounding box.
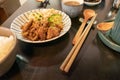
[59,67,69,74]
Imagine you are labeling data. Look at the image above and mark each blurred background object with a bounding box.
[113,0,120,9]
[0,0,20,16]
[0,7,7,24]
[19,0,27,5]
[0,0,20,24]
[106,0,120,21]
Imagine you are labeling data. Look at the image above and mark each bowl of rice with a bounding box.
[0,27,17,76]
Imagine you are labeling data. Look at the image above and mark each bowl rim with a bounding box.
[84,0,102,6]
[0,27,17,64]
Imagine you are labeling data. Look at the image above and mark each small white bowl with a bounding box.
[61,0,84,18]
[0,27,17,76]
[84,0,102,6]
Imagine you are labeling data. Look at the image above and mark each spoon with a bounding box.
[97,21,114,32]
[72,9,96,45]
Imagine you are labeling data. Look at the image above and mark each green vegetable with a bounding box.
[31,13,42,21]
[48,14,62,24]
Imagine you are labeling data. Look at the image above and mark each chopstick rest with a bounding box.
[79,18,97,25]
[60,14,97,73]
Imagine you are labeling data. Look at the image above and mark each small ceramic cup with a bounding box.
[61,0,84,18]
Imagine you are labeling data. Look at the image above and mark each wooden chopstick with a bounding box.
[72,19,87,45]
[60,14,97,73]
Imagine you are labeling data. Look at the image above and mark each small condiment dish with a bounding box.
[84,0,102,6]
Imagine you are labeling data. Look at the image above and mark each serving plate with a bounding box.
[98,31,120,52]
[84,0,102,6]
[10,8,71,43]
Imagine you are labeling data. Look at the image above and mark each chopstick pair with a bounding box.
[60,14,97,73]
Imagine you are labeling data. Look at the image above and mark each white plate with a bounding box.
[84,0,102,6]
[10,8,71,43]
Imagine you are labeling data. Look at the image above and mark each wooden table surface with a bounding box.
[1,0,120,80]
